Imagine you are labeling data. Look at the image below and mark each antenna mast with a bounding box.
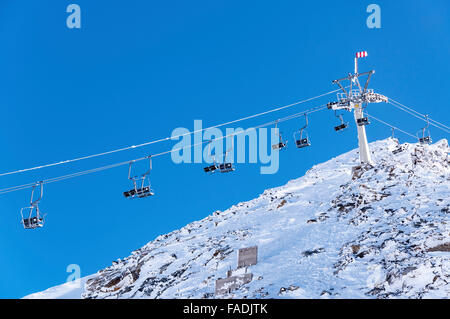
[327,51,388,165]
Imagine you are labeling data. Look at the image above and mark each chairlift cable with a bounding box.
[1,99,440,196]
[0,88,344,178]
[365,112,417,139]
[388,100,450,133]
[0,105,328,195]
[145,106,327,159]
[387,97,450,131]
[390,101,450,134]
[383,98,450,134]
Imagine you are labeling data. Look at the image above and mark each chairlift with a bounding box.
[220,141,235,173]
[123,157,154,199]
[219,162,234,173]
[294,114,311,148]
[203,140,219,173]
[392,146,406,155]
[356,117,370,126]
[417,115,432,145]
[419,136,432,144]
[271,121,288,150]
[20,182,45,230]
[334,111,349,132]
[390,128,405,154]
[203,164,219,173]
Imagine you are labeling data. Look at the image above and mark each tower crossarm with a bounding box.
[362,91,388,103]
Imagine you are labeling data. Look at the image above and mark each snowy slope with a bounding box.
[25,138,450,299]
[24,276,93,299]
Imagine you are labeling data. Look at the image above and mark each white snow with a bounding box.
[24,276,93,299]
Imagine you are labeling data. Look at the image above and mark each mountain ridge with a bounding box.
[25,138,450,299]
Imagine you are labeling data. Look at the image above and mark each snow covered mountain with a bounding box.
[26,138,450,299]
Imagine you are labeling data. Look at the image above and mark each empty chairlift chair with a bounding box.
[123,157,155,199]
[219,148,235,173]
[271,121,288,150]
[294,114,311,149]
[419,136,432,144]
[356,117,370,126]
[328,91,352,111]
[20,182,45,230]
[390,129,406,155]
[334,123,348,131]
[334,111,349,132]
[272,140,287,150]
[203,140,235,173]
[295,137,310,148]
[203,140,220,174]
[203,164,219,173]
[392,145,406,155]
[219,162,234,173]
[417,115,432,145]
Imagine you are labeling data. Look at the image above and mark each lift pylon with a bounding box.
[327,51,388,164]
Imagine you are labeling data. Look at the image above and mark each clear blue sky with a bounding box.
[0,0,448,298]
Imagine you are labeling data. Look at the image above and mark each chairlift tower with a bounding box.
[327,51,388,165]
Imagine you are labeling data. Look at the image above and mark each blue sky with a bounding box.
[0,0,448,298]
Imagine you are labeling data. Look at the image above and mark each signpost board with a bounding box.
[238,246,258,268]
[215,273,253,295]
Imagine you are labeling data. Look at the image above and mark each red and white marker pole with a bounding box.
[354,51,368,74]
